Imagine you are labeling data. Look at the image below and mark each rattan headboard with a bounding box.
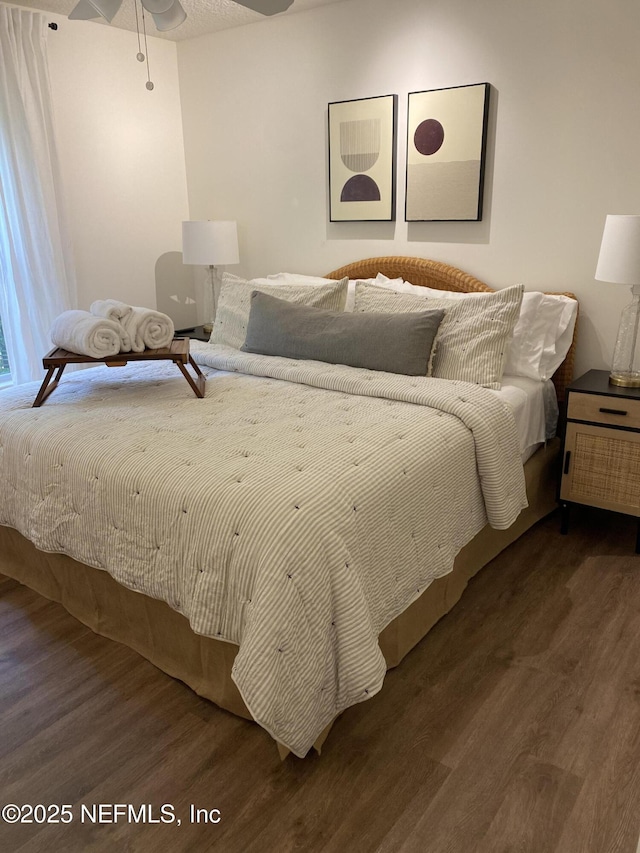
[326,256,578,403]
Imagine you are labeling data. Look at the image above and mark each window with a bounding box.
[0,316,10,383]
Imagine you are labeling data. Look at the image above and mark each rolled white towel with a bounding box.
[50,310,122,359]
[89,299,133,351]
[125,306,175,352]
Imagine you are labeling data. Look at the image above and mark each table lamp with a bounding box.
[595,214,640,387]
[182,221,240,333]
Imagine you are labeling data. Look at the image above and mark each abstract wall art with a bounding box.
[405,83,490,222]
[328,95,397,221]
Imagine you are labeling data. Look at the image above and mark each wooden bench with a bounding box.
[32,337,206,407]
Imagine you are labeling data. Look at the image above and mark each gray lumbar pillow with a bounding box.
[240,290,445,376]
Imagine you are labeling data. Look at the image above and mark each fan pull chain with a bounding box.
[134,0,145,62]
[141,3,154,90]
[134,0,154,91]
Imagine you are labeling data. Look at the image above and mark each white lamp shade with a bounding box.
[595,214,640,285]
[182,221,240,266]
[151,0,187,31]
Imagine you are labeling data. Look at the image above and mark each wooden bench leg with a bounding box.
[175,356,206,398]
[32,364,67,407]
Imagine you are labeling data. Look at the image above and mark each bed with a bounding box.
[0,256,578,759]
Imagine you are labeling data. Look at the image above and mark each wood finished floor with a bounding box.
[1,506,639,853]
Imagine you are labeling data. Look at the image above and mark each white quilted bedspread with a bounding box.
[0,344,527,756]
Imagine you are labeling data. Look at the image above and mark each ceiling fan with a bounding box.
[233,0,295,14]
[67,0,295,90]
[68,0,295,31]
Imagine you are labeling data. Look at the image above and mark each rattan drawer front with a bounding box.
[561,422,640,515]
[567,391,640,430]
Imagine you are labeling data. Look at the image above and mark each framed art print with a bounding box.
[328,94,398,221]
[405,83,490,221]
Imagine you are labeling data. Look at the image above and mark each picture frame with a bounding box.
[328,94,398,222]
[405,83,490,222]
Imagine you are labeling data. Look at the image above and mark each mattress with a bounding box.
[493,375,559,463]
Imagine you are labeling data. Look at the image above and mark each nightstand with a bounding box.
[560,369,640,552]
[175,325,211,342]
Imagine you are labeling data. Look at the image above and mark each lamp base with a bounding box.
[610,284,640,388]
[609,371,640,387]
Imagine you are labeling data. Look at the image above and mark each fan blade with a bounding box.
[232,0,295,15]
[141,0,174,13]
[70,0,123,22]
[150,0,187,31]
[69,0,101,19]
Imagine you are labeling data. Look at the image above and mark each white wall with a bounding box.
[177,0,640,377]
[45,11,189,311]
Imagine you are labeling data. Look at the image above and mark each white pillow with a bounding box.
[354,282,523,389]
[211,274,348,349]
[372,273,414,293]
[492,291,576,380]
[340,273,407,311]
[406,284,465,299]
[537,295,577,379]
[223,272,334,289]
[374,274,426,295]
[265,272,359,311]
[400,282,578,382]
[265,272,407,311]
[265,272,338,286]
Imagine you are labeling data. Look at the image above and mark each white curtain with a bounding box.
[0,5,76,385]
